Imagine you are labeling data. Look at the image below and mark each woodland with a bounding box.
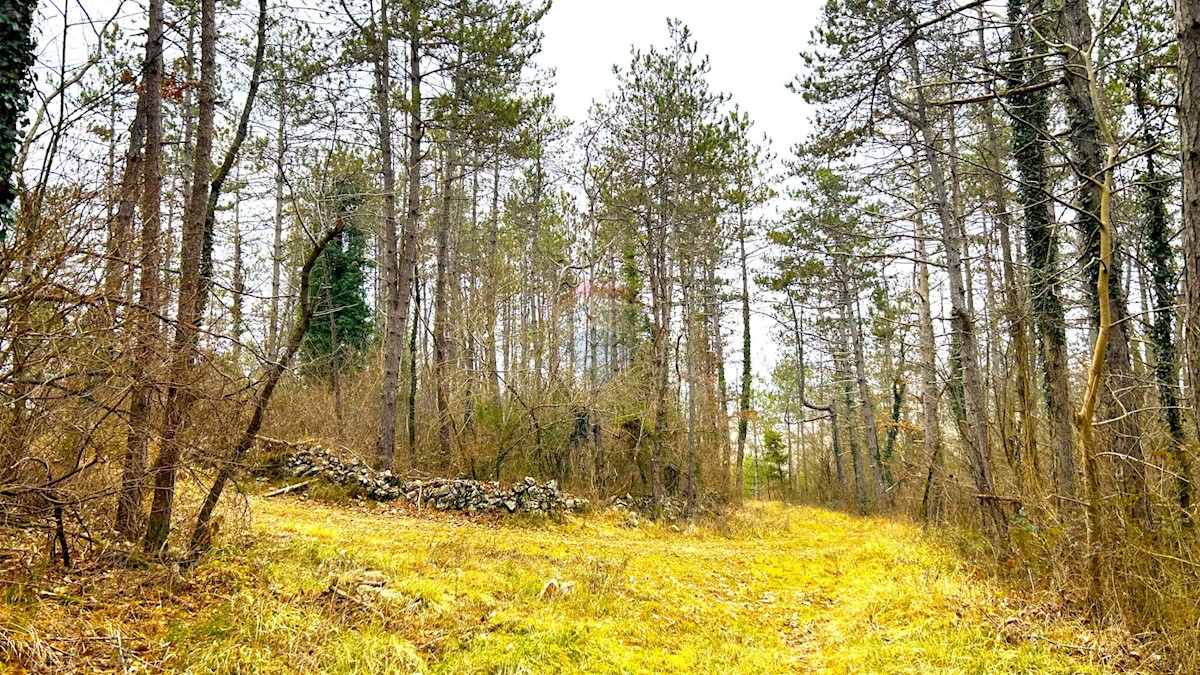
[5,0,1200,670]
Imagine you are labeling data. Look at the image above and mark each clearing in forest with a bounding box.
[3,500,1125,673]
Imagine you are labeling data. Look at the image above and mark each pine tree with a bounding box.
[300,165,374,384]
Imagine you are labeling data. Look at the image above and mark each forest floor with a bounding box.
[2,496,1150,673]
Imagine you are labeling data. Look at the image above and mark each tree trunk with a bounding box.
[979,15,1036,492]
[142,0,218,551]
[1176,0,1200,496]
[407,270,421,463]
[914,206,943,525]
[269,96,285,357]
[101,90,147,323]
[1008,0,1075,514]
[1141,111,1193,517]
[837,299,868,514]
[842,258,886,507]
[700,261,729,487]
[736,207,751,500]
[231,202,244,365]
[905,37,1007,544]
[1062,0,1150,527]
[648,208,671,518]
[395,8,424,461]
[1074,148,1116,620]
[710,261,730,493]
[684,275,698,516]
[115,0,165,539]
[374,0,404,469]
[434,143,456,457]
[144,0,267,551]
[485,148,501,393]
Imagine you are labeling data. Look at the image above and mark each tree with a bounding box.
[796,0,1008,540]
[1007,0,1076,512]
[1179,0,1200,467]
[593,19,737,517]
[769,164,884,511]
[1135,60,1193,515]
[371,0,404,470]
[144,0,268,552]
[115,0,166,539]
[0,0,35,241]
[728,115,770,502]
[372,0,547,469]
[300,160,374,420]
[1061,0,1150,529]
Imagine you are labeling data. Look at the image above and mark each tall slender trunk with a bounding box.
[102,91,147,322]
[230,200,244,365]
[159,8,194,292]
[979,12,1036,491]
[269,96,285,356]
[905,36,1007,544]
[684,275,697,516]
[407,270,421,463]
[881,327,902,492]
[142,0,218,551]
[434,143,456,457]
[648,208,671,518]
[374,0,404,469]
[486,148,501,393]
[394,6,424,459]
[1180,0,1200,452]
[1062,0,1150,527]
[914,206,943,525]
[842,258,886,507]
[837,299,868,513]
[144,0,267,551]
[1140,110,1193,516]
[115,0,164,538]
[1074,148,1116,620]
[1007,0,1075,514]
[736,207,751,500]
[710,261,730,493]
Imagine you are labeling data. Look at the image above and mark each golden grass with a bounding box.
[2,499,1142,673]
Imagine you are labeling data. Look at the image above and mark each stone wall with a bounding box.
[271,446,589,514]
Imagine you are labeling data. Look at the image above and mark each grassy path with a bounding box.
[177,499,1110,674]
[4,499,1120,673]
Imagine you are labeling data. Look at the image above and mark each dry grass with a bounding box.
[1,497,1155,673]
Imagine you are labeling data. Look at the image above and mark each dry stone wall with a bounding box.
[272,446,589,514]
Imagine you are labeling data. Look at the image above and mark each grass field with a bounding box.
[2,497,1135,673]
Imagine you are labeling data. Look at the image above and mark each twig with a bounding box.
[263,479,315,498]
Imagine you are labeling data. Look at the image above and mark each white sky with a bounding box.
[537,0,824,378]
[538,0,821,159]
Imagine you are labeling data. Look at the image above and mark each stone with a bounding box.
[267,444,589,515]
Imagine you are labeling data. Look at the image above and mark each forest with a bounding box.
[5,0,1200,671]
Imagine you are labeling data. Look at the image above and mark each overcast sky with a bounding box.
[537,1,824,375]
[538,0,822,162]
